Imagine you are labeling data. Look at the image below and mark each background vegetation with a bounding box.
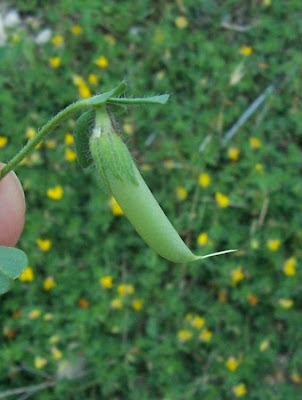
[1,0,301,398]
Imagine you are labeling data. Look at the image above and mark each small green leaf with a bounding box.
[0,246,28,295]
[87,81,127,106]
[107,94,170,105]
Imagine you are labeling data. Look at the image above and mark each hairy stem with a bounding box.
[0,99,90,180]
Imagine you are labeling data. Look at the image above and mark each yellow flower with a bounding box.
[259,339,269,352]
[291,372,302,384]
[190,315,205,329]
[45,139,57,149]
[0,136,8,148]
[36,238,52,252]
[19,153,40,166]
[258,62,269,69]
[132,299,143,311]
[25,127,36,139]
[110,298,123,309]
[164,48,171,60]
[49,335,60,344]
[21,155,29,165]
[231,267,245,285]
[185,313,193,322]
[24,127,41,149]
[28,309,41,319]
[232,383,247,397]
[156,70,165,81]
[198,172,211,187]
[255,163,264,174]
[249,137,262,149]
[19,267,34,282]
[49,57,61,68]
[225,356,239,371]
[51,35,64,47]
[117,284,135,296]
[65,148,77,162]
[215,192,229,208]
[175,16,189,29]
[34,356,47,369]
[177,329,192,342]
[228,147,240,161]
[267,239,280,251]
[43,276,56,291]
[64,133,74,145]
[283,257,296,276]
[51,347,62,360]
[99,276,113,289]
[199,328,212,342]
[11,33,20,43]
[43,313,53,321]
[278,298,294,309]
[250,239,259,249]
[263,0,271,6]
[104,34,116,45]
[71,25,83,35]
[197,232,209,246]
[88,74,98,85]
[153,27,164,44]
[78,82,91,98]
[109,196,123,216]
[72,74,85,86]
[176,186,188,201]
[141,164,152,171]
[47,185,64,200]
[163,159,175,170]
[95,56,109,68]
[239,45,253,56]
[123,123,134,135]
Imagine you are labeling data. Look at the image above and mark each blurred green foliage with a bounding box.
[0,0,302,398]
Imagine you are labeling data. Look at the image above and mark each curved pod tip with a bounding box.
[194,248,238,261]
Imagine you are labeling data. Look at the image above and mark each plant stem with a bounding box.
[221,83,274,146]
[0,99,90,180]
[0,82,168,180]
[0,381,56,399]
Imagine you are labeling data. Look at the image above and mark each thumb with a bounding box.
[0,163,26,246]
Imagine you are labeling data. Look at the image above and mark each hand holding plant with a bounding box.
[0,163,27,294]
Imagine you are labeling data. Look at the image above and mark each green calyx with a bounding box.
[89,107,138,194]
[74,110,95,168]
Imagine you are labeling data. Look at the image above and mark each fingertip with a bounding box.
[0,163,26,246]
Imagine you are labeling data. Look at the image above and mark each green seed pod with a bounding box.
[90,108,236,263]
[74,110,95,168]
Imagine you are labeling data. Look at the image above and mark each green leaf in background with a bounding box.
[0,246,28,295]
